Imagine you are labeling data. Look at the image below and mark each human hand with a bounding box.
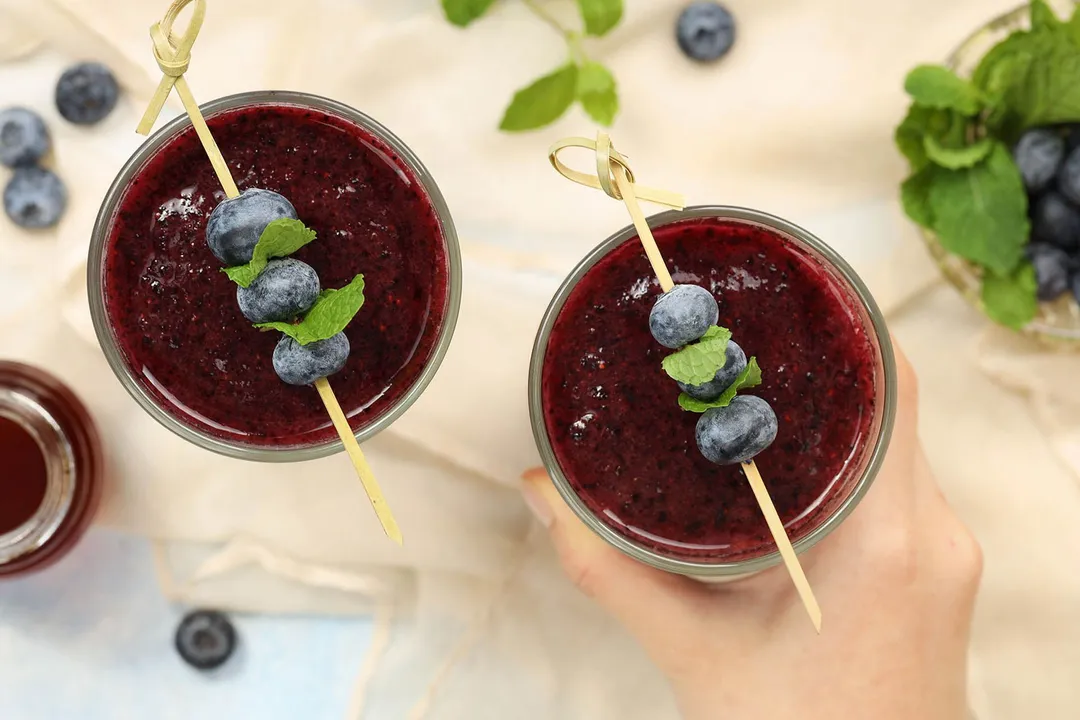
[521,346,982,719]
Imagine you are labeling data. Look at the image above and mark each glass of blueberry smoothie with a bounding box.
[88,91,460,461]
[529,206,896,578]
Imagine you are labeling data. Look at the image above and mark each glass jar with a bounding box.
[87,91,461,462]
[920,0,1080,344]
[0,362,103,577]
[528,207,896,579]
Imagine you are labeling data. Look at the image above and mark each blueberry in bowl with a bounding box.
[897,0,1080,341]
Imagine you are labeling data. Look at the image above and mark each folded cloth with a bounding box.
[3,0,1076,718]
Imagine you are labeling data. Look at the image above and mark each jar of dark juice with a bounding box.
[0,362,103,577]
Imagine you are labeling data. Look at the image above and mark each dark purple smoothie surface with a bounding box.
[103,103,448,446]
[541,217,879,562]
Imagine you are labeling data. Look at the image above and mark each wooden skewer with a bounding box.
[550,132,820,631]
[742,460,822,632]
[138,0,401,544]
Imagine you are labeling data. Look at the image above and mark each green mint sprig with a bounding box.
[895,0,1080,331]
[677,357,763,413]
[441,0,623,131]
[661,325,732,386]
[223,218,317,287]
[256,274,366,346]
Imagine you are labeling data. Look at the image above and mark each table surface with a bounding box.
[0,529,375,720]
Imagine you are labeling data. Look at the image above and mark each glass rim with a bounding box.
[527,205,898,577]
[87,90,462,463]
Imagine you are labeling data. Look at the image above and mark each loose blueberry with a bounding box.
[677,340,747,401]
[272,332,350,386]
[1027,243,1072,301]
[174,610,237,671]
[236,259,320,324]
[4,167,66,229]
[649,284,719,349]
[695,395,778,466]
[676,2,736,63]
[1032,192,1080,251]
[1014,128,1065,195]
[0,108,50,168]
[206,188,297,266]
[55,62,119,125]
[1058,146,1080,207]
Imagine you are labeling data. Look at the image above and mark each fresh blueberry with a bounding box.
[1032,192,1080,251]
[677,340,747,401]
[676,2,736,63]
[1066,124,1080,153]
[206,188,297,266]
[55,62,120,125]
[1058,147,1080,207]
[273,332,350,386]
[4,167,66,229]
[649,284,719,349]
[1027,243,1072,301]
[236,259,320,324]
[174,610,237,671]
[695,395,778,465]
[1014,128,1066,195]
[0,108,50,168]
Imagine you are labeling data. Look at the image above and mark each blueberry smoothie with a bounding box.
[538,213,884,564]
[97,100,451,449]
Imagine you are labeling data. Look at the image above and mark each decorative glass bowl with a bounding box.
[919,1,1080,344]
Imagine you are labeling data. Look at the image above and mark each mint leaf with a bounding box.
[577,0,623,36]
[500,64,579,132]
[661,325,732,386]
[441,0,497,27]
[982,263,1038,330]
[901,167,936,228]
[926,143,1029,276]
[895,104,935,170]
[923,135,994,169]
[903,65,984,115]
[223,219,317,288]
[1030,0,1060,32]
[972,10,1080,130]
[256,275,365,345]
[577,61,618,126]
[677,358,763,413]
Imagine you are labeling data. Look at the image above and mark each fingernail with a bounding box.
[520,481,554,528]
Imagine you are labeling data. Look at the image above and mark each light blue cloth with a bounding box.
[0,529,374,720]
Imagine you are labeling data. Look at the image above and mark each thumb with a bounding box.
[521,467,712,659]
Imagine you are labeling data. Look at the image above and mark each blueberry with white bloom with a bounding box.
[1032,192,1080,251]
[1058,146,1080,207]
[649,283,719,349]
[678,340,747,401]
[695,395,778,465]
[236,258,320,324]
[55,62,120,125]
[272,332,350,386]
[676,2,736,63]
[174,610,237,671]
[1014,128,1065,195]
[1027,243,1072,301]
[0,108,50,168]
[206,188,297,266]
[4,167,66,229]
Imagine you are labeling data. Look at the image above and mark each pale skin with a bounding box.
[522,345,983,719]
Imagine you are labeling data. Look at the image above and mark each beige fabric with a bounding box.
[2,0,1078,717]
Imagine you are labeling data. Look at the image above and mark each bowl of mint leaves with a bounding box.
[898,0,1080,339]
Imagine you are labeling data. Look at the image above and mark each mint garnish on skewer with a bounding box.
[660,324,763,411]
[223,218,316,287]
